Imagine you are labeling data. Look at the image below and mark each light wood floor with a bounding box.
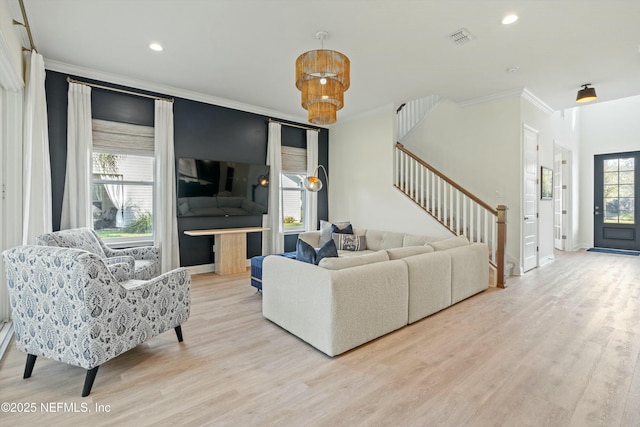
[1,249,639,426]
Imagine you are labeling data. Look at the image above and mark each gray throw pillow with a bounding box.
[319,220,351,246]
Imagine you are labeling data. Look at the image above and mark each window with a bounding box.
[604,157,635,224]
[282,173,306,232]
[91,119,155,243]
[281,146,308,233]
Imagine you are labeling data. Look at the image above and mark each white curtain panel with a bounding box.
[61,82,93,229]
[305,130,319,231]
[22,51,52,244]
[264,122,284,254]
[0,32,25,325]
[153,99,180,272]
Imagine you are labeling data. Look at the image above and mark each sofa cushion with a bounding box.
[241,198,255,213]
[386,245,434,260]
[364,229,405,251]
[402,234,445,247]
[178,199,190,215]
[318,250,389,270]
[217,196,243,208]
[296,238,338,265]
[404,251,452,323]
[220,207,248,216]
[191,207,225,216]
[449,243,489,304]
[333,234,367,251]
[428,236,470,251]
[320,220,351,245]
[187,196,217,208]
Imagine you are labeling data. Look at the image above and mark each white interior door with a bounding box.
[523,125,538,272]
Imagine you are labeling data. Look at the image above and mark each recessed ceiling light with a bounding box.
[149,42,163,52]
[502,14,518,25]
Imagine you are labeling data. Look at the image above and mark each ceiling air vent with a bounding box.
[449,28,475,45]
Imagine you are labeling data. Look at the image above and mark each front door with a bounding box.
[594,151,640,250]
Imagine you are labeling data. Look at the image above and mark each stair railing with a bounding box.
[395,142,507,287]
[396,95,442,142]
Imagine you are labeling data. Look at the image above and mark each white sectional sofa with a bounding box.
[262,227,489,357]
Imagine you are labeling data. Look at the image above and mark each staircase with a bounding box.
[396,95,442,141]
[394,142,508,287]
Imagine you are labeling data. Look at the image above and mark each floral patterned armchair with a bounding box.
[2,245,190,397]
[36,227,160,280]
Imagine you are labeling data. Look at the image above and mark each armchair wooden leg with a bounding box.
[82,366,100,397]
[175,326,184,342]
[23,354,37,379]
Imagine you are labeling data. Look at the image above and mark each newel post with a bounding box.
[496,205,507,288]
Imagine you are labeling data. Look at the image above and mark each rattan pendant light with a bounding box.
[295,31,350,125]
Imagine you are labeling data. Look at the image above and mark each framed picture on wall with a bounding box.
[541,166,553,200]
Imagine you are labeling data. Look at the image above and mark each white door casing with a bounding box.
[554,149,564,250]
[522,124,538,272]
[553,144,572,251]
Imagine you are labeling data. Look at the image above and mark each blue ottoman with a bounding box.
[250,252,296,291]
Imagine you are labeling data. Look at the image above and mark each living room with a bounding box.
[1,1,640,426]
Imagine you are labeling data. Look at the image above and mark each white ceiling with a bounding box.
[15,0,640,124]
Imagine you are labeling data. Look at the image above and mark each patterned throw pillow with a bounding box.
[333,234,367,251]
[296,238,339,265]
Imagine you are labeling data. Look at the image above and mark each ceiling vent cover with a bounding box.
[449,28,476,45]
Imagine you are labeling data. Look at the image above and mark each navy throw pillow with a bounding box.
[296,238,338,265]
[331,223,353,235]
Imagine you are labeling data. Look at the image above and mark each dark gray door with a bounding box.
[594,152,640,250]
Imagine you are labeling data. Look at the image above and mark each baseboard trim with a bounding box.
[186,264,215,275]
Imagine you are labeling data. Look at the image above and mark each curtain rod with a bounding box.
[268,119,320,132]
[13,0,36,52]
[66,77,174,103]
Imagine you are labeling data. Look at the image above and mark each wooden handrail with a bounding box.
[395,142,507,288]
[396,143,497,215]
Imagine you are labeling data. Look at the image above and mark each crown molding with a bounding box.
[459,87,555,115]
[458,88,523,108]
[521,88,556,115]
[336,103,396,127]
[44,59,310,124]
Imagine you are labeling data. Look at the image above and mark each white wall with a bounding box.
[402,95,522,270]
[578,95,640,248]
[329,106,451,237]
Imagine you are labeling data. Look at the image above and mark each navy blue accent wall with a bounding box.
[44,70,329,266]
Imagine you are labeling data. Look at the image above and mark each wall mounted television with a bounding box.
[176,158,270,217]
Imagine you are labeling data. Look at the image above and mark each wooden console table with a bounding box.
[184,227,270,275]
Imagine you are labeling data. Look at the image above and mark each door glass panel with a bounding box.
[603,172,618,185]
[620,171,634,184]
[603,157,634,224]
[603,159,618,172]
[619,185,634,197]
[619,198,634,224]
[619,158,634,171]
